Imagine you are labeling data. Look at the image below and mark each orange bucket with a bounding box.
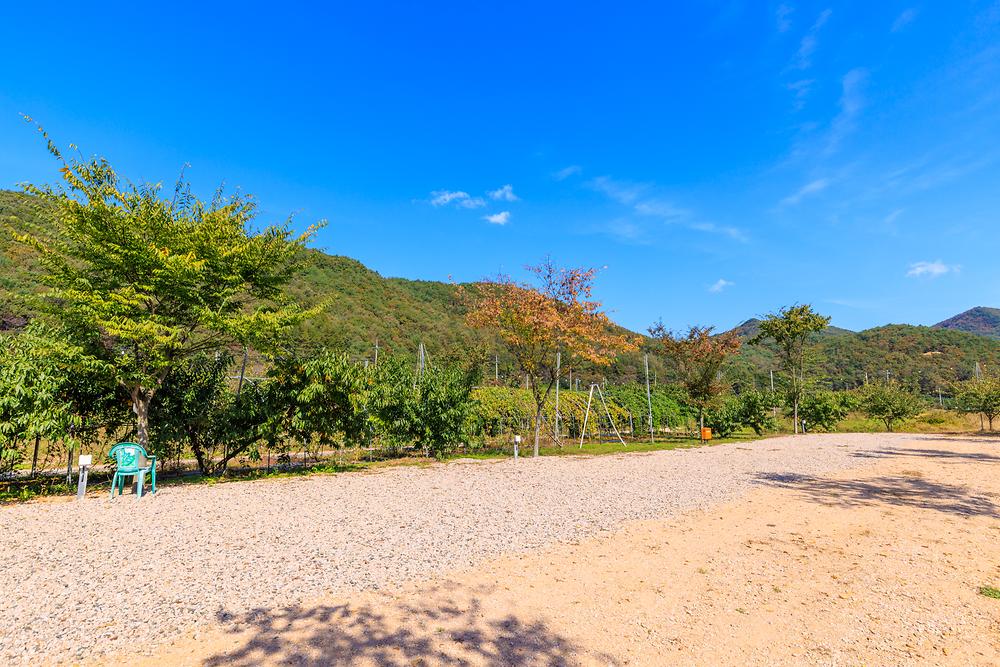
[700,427,713,441]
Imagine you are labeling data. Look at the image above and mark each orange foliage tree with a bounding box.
[649,324,741,440]
[467,259,638,456]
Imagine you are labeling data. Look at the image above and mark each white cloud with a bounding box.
[794,8,832,69]
[779,177,830,206]
[429,190,485,209]
[691,222,748,242]
[483,211,511,225]
[892,8,917,32]
[825,68,867,154]
[589,175,745,242]
[776,4,794,33]
[708,278,735,293]
[488,184,519,202]
[883,209,904,225]
[634,199,688,220]
[787,79,814,111]
[588,176,647,205]
[906,260,960,278]
[553,165,582,180]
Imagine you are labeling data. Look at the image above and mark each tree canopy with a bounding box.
[466,259,637,455]
[10,123,320,444]
[752,304,830,433]
[649,324,741,438]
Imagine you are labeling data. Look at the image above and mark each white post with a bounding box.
[596,384,627,447]
[554,351,561,439]
[76,455,92,500]
[770,369,777,417]
[644,353,654,444]
[579,385,595,448]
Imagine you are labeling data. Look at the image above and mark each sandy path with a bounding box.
[145,433,1000,666]
[1,433,895,664]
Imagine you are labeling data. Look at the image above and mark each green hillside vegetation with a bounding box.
[3,188,999,393]
[934,306,1000,339]
[730,320,1000,393]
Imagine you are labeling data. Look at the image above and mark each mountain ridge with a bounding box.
[933,307,1000,339]
[2,189,999,389]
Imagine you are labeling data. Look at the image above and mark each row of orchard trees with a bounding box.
[3,128,999,478]
[0,125,498,473]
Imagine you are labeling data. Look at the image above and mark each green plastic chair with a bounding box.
[108,442,156,498]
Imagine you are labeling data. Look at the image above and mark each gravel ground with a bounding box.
[0,433,896,664]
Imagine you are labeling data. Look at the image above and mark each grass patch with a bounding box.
[979,585,1000,600]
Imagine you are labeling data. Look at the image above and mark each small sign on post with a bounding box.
[513,435,521,460]
[76,455,92,500]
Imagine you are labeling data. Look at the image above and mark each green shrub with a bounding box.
[735,388,778,435]
[799,391,852,432]
[705,396,742,438]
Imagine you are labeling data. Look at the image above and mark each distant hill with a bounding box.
[3,188,1000,391]
[934,307,1000,339]
[727,317,853,341]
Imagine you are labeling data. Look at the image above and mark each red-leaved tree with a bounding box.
[467,259,637,456]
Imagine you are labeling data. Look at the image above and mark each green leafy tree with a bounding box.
[952,375,1000,431]
[751,304,830,434]
[856,380,923,432]
[798,390,852,432]
[735,388,778,435]
[149,352,270,474]
[12,124,319,446]
[704,395,742,438]
[650,324,741,440]
[0,323,123,474]
[265,352,369,453]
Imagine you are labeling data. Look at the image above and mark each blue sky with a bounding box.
[1,2,998,334]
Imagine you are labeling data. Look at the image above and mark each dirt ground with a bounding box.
[122,434,1000,666]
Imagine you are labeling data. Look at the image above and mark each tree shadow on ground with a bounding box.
[755,472,999,518]
[852,447,1000,463]
[203,585,613,666]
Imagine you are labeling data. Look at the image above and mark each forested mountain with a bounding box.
[934,307,1000,339]
[2,189,999,392]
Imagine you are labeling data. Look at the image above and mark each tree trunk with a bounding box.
[31,435,40,477]
[699,409,704,443]
[131,387,154,447]
[793,398,799,435]
[533,406,542,457]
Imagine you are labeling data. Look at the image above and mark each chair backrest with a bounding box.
[109,442,149,472]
